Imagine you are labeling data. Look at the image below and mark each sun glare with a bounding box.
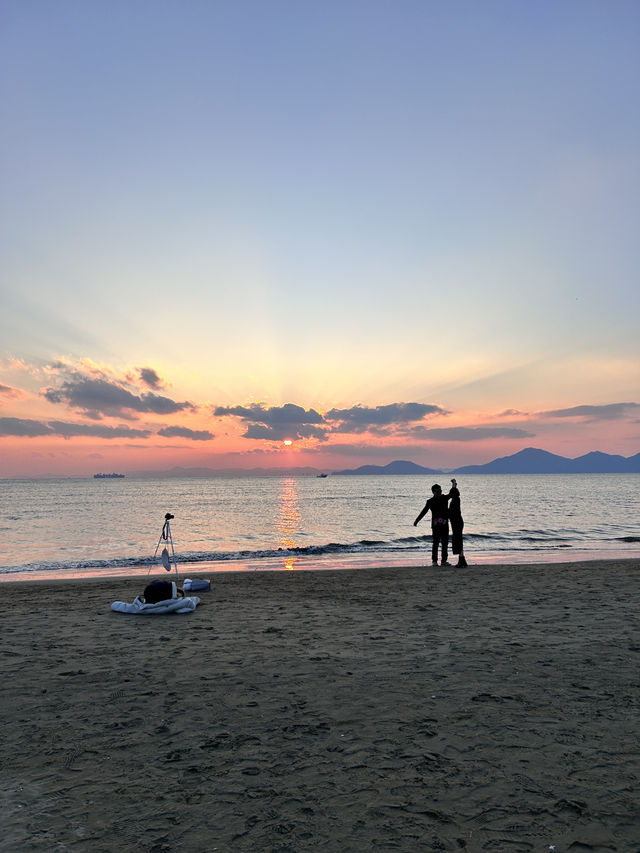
[283,439,293,446]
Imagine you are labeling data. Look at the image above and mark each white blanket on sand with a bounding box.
[111,595,201,615]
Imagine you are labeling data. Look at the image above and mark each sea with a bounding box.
[1,474,639,582]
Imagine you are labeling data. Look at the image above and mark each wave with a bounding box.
[0,539,414,575]
[3,527,640,577]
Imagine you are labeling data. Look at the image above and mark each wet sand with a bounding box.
[2,560,639,852]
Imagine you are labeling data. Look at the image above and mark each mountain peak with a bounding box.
[453,448,640,474]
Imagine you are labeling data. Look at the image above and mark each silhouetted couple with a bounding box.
[413,479,468,568]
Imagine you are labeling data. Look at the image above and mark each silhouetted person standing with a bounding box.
[413,483,451,566]
[447,478,468,568]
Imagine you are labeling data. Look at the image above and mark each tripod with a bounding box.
[151,512,179,581]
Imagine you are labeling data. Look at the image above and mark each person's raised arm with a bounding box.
[446,478,459,500]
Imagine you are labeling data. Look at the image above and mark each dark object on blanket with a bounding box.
[143,580,184,603]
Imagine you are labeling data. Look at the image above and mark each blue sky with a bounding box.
[1,1,639,475]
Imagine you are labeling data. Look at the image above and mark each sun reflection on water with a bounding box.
[277,478,301,570]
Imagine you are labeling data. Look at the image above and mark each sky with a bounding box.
[1,0,639,477]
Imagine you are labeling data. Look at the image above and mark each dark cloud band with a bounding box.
[0,417,151,439]
[158,426,214,441]
[326,403,447,425]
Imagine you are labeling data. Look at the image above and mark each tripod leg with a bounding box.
[165,521,179,582]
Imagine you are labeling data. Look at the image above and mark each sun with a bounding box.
[283,439,293,446]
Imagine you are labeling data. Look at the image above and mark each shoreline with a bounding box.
[1,546,640,583]
[2,558,638,851]
[0,556,640,596]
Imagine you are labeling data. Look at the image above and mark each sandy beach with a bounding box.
[2,560,639,853]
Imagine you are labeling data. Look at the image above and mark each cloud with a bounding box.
[48,421,153,439]
[0,417,53,437]
[243,423,328,441]
[326,403,446,430]
[215,403,324,425]
[0,418,151,438]
[157,426,214,441]
[215,402,327,441]
[410,426,535,442]
[539,402,640,420]
[0,384,23,399]
[494,409,529,418]
[138,367,164,389]
[213,400,452,442]
[43,376,194,418]
[1,358,30,373]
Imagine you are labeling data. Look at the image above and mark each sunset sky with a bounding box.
[1,1,639,477]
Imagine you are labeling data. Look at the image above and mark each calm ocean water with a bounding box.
[1,474,639,581]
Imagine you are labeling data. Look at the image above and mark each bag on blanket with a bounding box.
[144,580,175,603]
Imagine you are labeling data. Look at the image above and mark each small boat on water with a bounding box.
[94,472,125,479]
[316,473,328,478]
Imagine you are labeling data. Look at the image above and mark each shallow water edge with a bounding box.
[1,546,639,583]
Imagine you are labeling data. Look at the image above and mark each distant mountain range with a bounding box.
[333,448,640,475]
[452,447,640,474]
[332,460,441,475]
[120,448,640,479]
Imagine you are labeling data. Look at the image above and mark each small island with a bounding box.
[93,473,125,479]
